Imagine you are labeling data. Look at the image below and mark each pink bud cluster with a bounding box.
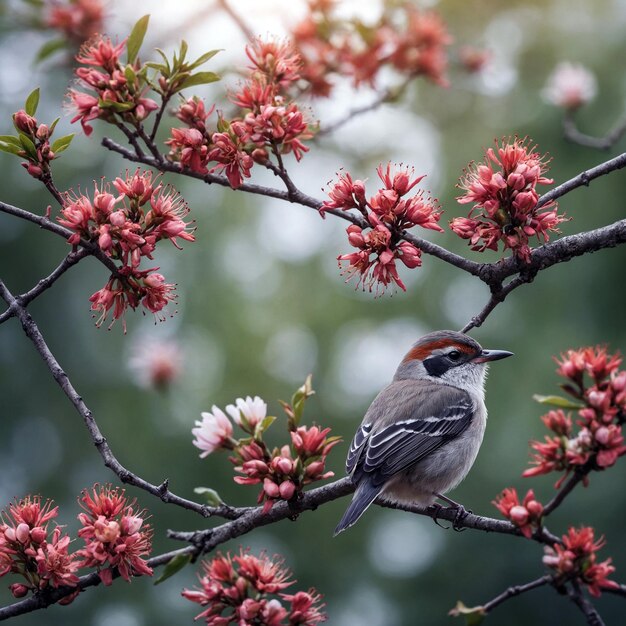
[0,496,79,602]
[0,486,153,604]
[46,0,104,44]
[182,549,326,625]
[292,3,451,96]
[166,37,313,189]
[451,137,566,263]
[58,169,194,329]
[492,488,543,538]
[192,390,340,512]
[11,109,58,180]
[75,485,153,586]
[322,163,442,294]
[524,346,626,485]
[68,35,158,136]
[543,527,618,598]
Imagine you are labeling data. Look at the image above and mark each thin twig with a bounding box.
[317,76,414,137]
[542,468,588,517]
[567,580,606,626]
[563,111,626,151]
[0,279,246,521]
[0,249,90,324]
[217,0,255,40]
[0,200,121,276]
[482,575,553,614]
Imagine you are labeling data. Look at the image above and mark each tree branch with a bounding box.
[563,111,626,151]
[0,249,90,324]
[567,580,607,626]
[482,575,553,614]
[0,199,121,276]
[0,279,245,521]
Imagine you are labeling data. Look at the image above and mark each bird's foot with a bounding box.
[433,492,471,532]
[426,503,451,530]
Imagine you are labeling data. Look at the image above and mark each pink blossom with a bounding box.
[246,37,301,87]
[193,406,234,457]
[46,0,104,43]
[226,395,267,431]
[543,63,597,110]
[208,127,254,189]
[128,336,183,390]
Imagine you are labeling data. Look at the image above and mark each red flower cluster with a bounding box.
[166,38,313,189]
[58,169,193,329]
[76,485,153,586]
[543,527,618,597]
[69,35,157,135]
[11,108,61,180]
[232,424,340,513]
[492,488,543,538]
[524,346,626,484]
[291,2,451,96]
[0,496,79,601]
[451,137,565,262]
[322,163,442,293]
[182,549,326,625]
[46,0,104,44]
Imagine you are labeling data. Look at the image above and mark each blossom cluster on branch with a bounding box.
[69,33,158,136]
[322,163,442,293]
[182,549,326,625]
[292,0,451,96]
[0,486,153,604]
[192,378,340,512]
[450,137,566,262]
[524,345,626,482]
[45,0,104,46]
[166,37,313,189]
[58,168,194,329]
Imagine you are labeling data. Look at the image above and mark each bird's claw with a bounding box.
[427,503,451,530]
[451,504,471,532]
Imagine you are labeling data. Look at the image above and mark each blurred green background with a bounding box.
[1,0,626,624]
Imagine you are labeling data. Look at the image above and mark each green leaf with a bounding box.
[532,394,584,409]
[24,88,40,116]
[98,98,135,112]
[193,487,223,507]
[51,134,74,154]
[0,140,22,155]
[153,553,192,585]
[0,135,21,148]
[127,14,150,64]
[154,48,171,75]
[188,49,221,71]
[34,38,67,64]
[18,133,37,159]
[124,65,137,84]
[449,601,486,625]
[49,117,60,134]
[178,40,188,65]
[254,415,277,439]
[177,71,221,92]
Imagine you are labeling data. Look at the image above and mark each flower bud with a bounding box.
[279,480,296,500]
[272,456,294,475]
[509,505,529,526]
[263,478,280,498]
[16,523,30,544]
[10,583,29,598]
[30,526,47,543]
[13,110,37,134]
[595,426,610,445]
[526,500,543,518]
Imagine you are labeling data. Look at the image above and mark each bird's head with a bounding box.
[393,330,513,394]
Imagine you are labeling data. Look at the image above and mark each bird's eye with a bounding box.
[448,350,461,361]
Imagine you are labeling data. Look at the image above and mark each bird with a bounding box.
[334,330,513,536]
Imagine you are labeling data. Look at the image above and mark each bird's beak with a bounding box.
[472,349,514,363]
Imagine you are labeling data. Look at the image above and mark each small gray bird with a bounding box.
[334,330,513,535]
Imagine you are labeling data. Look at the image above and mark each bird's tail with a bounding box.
[334,481,382,536]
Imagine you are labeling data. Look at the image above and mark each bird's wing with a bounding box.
[347,381,474,486]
